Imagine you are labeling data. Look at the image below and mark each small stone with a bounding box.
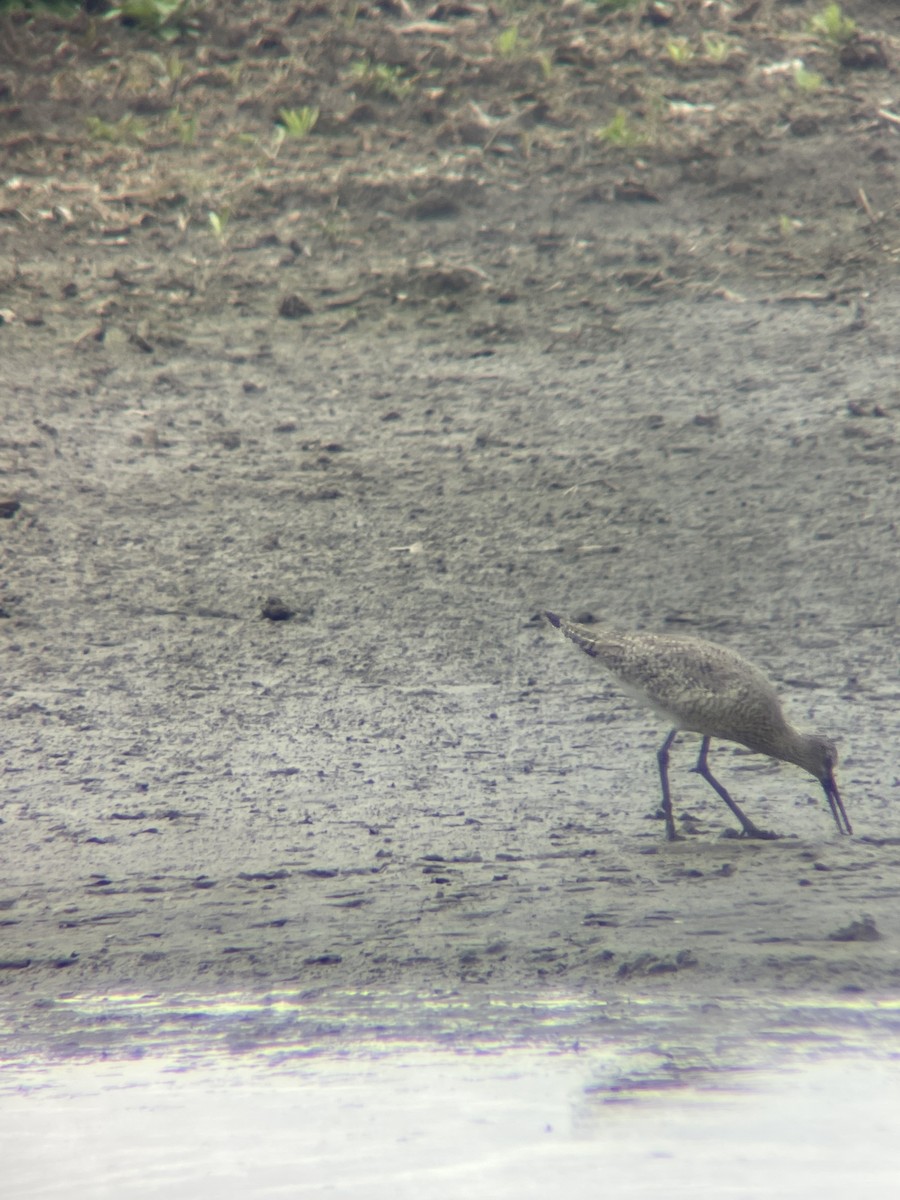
[261,596,294,621]
[828,915,881,942]
[279,294,313,319]
[839,37,888,71]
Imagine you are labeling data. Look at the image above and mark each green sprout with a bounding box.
[701,34,731,64]
[596,110,642,147]
[208,209,230,241]
[808,3,857,46]
[589,0,642,11]
[778,214,802,238]
[85,113,146,143]
[794,65,824,92]
[666,38,695,66]
[105,0,197,39]
[161,52,186,83]
[350,59,413,99]
[168,107,197,145]
[496,25,520,58]
[0,1,80,14]
[277,107,320,138]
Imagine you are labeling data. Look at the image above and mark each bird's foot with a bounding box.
[724,825,780,841]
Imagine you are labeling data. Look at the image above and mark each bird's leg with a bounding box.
[657,729,680,842]
[693,737,779,840]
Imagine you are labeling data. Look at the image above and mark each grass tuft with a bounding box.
[808,3,857,46]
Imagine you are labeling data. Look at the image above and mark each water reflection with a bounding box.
[1,991,898,1198]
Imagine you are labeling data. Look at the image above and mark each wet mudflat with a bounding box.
[2,298,899,1002]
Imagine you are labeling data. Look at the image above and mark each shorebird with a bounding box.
[545,611,851,841]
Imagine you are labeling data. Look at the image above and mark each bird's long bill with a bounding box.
[824,772,853,836]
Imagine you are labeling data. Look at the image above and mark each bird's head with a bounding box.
[802,734,839,784]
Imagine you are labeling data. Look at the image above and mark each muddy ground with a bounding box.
[1,1,899,1020]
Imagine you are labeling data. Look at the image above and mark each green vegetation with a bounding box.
[277,107,319,139]
[85,113,146,143]
[0,0,198,34]
[167,106,197,145]
[778,214,801,238]
[701,34,731,64]
[666,37,695,66]
[495,25,521,58]
[208,209,230,241]
[588,0,642,12]
[349,59,414,100]
[808,3,857,46]
[793,65,824,92]
[0,1,79,13]
[104,0,197,38]
[158,52,187,83]
[596,109,642,148]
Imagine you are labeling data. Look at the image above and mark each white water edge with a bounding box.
[1,990,898,1199]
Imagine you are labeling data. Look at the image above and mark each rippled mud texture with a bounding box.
[1,1,899,1010]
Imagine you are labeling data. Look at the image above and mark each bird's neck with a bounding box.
[779,729,820,776]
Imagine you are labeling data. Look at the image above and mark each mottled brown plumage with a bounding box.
[546,611,850,841]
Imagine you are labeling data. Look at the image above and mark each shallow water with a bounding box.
[2,990,899,1198]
